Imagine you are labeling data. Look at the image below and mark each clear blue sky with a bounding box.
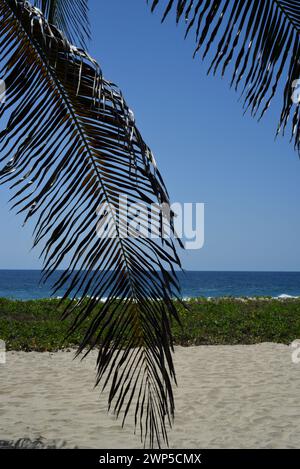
[1,0,300,271]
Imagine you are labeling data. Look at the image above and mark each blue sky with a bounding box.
[1,0,300,271]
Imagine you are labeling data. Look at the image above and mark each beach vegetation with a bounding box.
[1,297,300,351]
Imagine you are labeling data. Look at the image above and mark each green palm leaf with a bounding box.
[0,0,182,448]
[33,0,90,48]
[149,0,300,153]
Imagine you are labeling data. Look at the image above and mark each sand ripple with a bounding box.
[1,344,300,448]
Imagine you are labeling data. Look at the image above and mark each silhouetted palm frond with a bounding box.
[33,0,90,48]
[0,0,182,448]
[149,0,300,153]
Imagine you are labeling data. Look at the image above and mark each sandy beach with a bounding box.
[1,344,300,449]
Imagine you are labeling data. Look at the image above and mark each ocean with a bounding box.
[0,270,300,300]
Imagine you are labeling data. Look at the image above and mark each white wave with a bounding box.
[275,294,299,299]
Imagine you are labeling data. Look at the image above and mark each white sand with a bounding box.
[1,344,300,449]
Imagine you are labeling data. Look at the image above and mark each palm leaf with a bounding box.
[33,0,90,48]
[149,0,300,153]
[0,0,182,448]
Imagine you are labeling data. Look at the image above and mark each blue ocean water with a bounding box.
[0,270,300,300]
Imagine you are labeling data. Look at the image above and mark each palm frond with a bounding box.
[0,0,182,448]
[33,0,90,48]
[149,0,300,153]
